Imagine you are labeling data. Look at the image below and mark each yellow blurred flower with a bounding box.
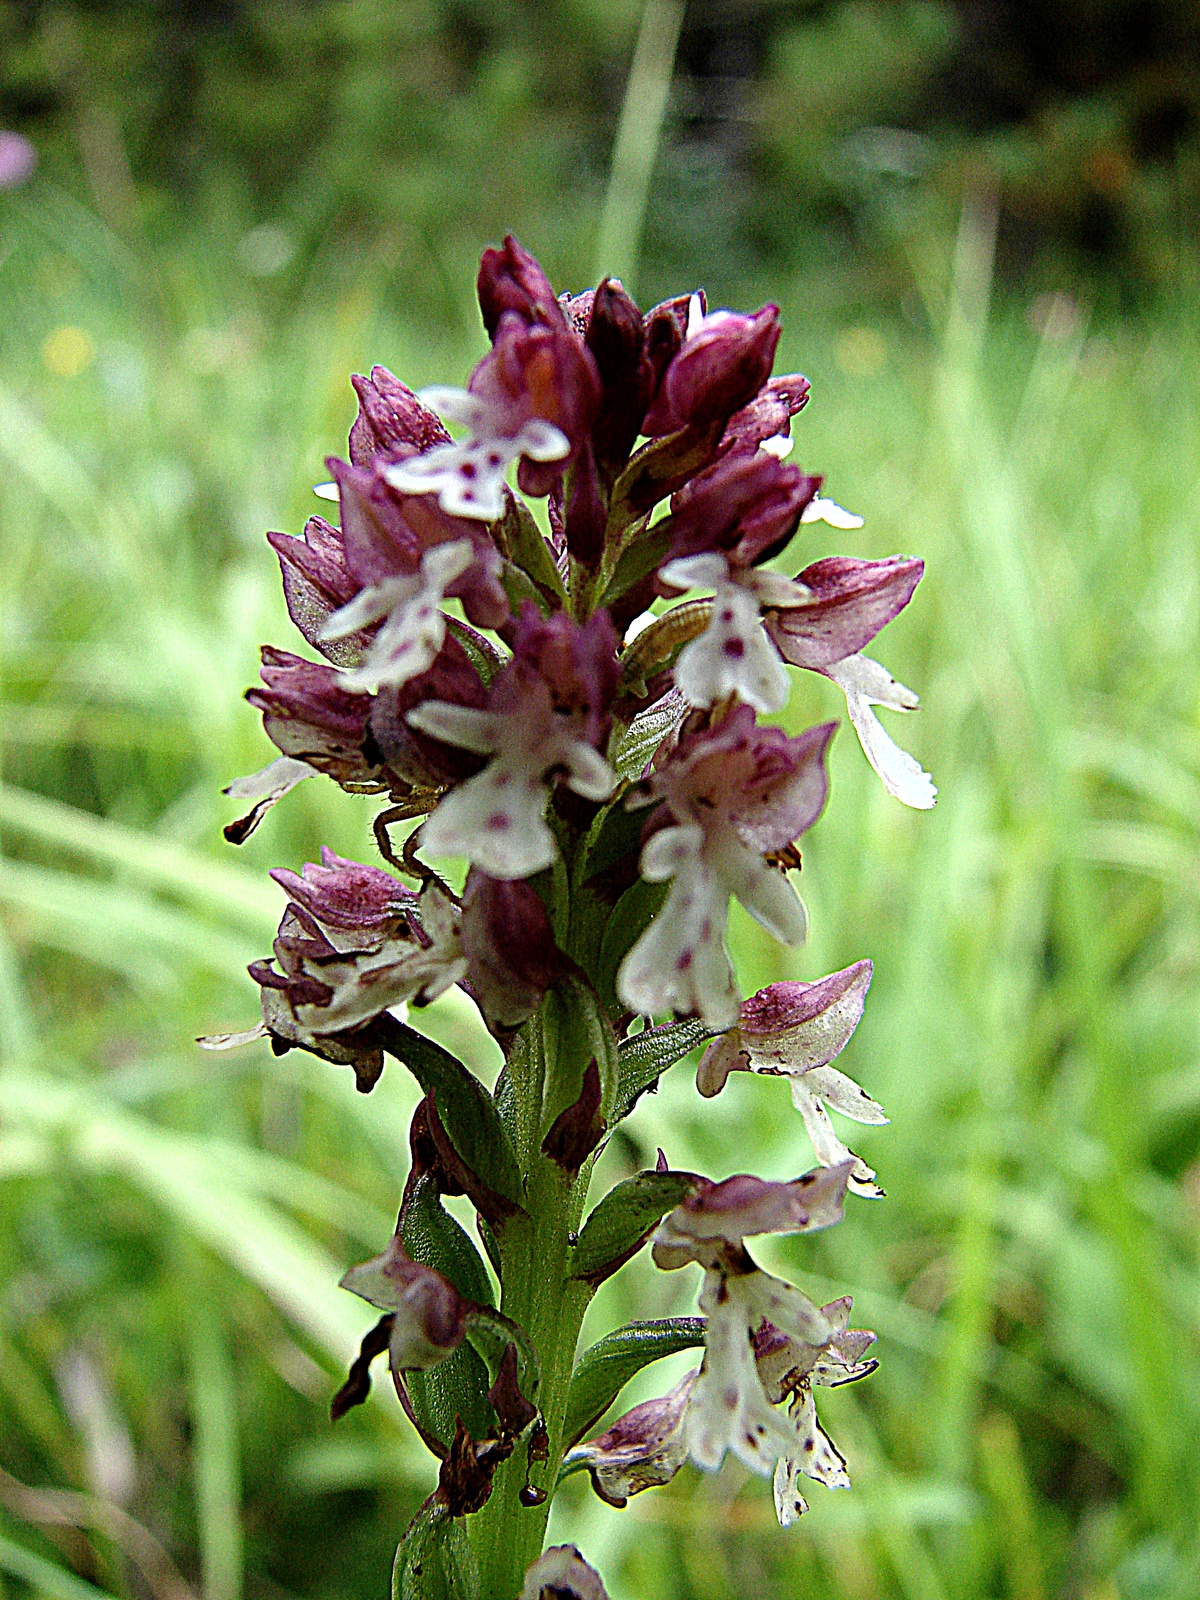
[835,327,887,379]
[42,325,95,378]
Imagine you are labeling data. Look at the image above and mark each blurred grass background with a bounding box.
[2,2,1200,1598]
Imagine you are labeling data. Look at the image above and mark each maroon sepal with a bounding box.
[330,1313,395,1421]
[488,1342,538,1436]
[424,1096,520,1228]
[541,1059,605,1176]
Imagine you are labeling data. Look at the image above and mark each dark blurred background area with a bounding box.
[3,0,1199,311]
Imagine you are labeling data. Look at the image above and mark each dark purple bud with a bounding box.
[270,847,416,936]
[470,312,601,489]
[586,279,655,470]
[348,366,451,465]
[660,446,819,573]
[642,304,781,437]
[765,555,925,670]
[267,517,371,668]
[719,373,810,453]
[461,870,563,1030]
[330,1313,395,1420]
[562,436,608,568]
[247,648,385,790]
[367,633,489,789]
[477,235,563,336]
[488,1342,538,1435]
[402,1097,466,1210]
[541,1059,604,1175]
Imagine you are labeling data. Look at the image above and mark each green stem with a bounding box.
[468,1009,596,1596]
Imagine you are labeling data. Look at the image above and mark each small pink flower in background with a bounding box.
[0,131,36,189]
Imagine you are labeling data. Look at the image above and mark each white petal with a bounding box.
[658,553,729,593]
[640,823,702,883]
[312,481,338,501]
[617,862,737,1026]
[673,583,789,713]
[825,654,936,809]
[785,1387,851,1489]
[748,1276,838,1349]
[774,1456,809,1524]
[743,568,812,607]
[317,577,408,642]
[514,418,569,462]
[804,1064,888,1125]
[222,755,313,800]
[800,495,864,530]
[687,1278,795,1476]
[415,385,488,431]
[686,291,706,340]
[419,762,557,879]
[562,740,617,802]
[790,1076,880,1194]
[405,701,505,755]
[384,441,509,522]
[197,1024,269,1051]
[710,830,807,945]
[758,433,795,460]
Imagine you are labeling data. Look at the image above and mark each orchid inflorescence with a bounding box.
[206,237,934,1599]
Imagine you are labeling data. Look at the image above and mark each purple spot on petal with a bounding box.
[487,451,502,467]
[720,608,734,623]
[460,462,477,479]
[723,638,745,658]
[486,813,511,831]
[677,950,693,971]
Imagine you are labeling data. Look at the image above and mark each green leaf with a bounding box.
[444,618,506,686]
[383,1023,523,1211]
[603,419,722,555]
[577,794,645,884]
[393,1506,479,1600]
[597,518,668,608]
[494,494,566,607]
[561,1318,707,1451]
[462,1304,541,1405]
[500,559,553,618]
[400,1175,495,1451]
[401,1174,494,1308]
[614,1018,718,1121]
[595,878,667,1019]
[406,1344,493,1459]
[542,975,621,1129]
[610,693,688,781]
[569,1170,700,1285]
[0,1535,121,1600]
